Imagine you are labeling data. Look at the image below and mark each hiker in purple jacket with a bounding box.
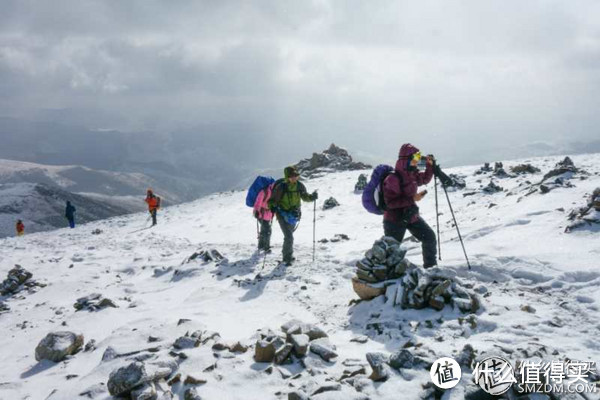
[383,143,437,268]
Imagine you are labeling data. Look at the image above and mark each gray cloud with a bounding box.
[1,0,599,168]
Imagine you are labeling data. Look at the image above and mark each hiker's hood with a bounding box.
[395,143,420,172]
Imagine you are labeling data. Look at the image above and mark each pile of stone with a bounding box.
[510,164,541,175]
[74,293,117,312]
[493,162,510,178]
[354,174,368,192]
[322,197,340,210]
[352,237,480,314]
[565,187,600,233]
[35,331,84,362]
[254,320,337,365]
[482,180,504,194]
[0,265,39,296]
[445,174,466,189]
[173,249,226,282]
[366,345,476,383]
[542,156,579,182]
[295,144,371,178]
[107,360,178,400]
[474,162,493,175]
[182,249,224,264]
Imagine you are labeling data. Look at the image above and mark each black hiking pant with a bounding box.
[384,217,437,268]
[276,214,295,263]
[150,209,157,226]
[258,219,272,251]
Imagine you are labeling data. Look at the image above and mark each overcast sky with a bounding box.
[1,0,599,167]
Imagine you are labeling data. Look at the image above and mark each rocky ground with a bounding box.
[0,153,599,399]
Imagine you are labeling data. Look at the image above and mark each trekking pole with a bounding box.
[312,200,316,262]
[434,173,442,261]
[441,183,471,270]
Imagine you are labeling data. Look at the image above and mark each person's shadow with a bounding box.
[238,262,289,302]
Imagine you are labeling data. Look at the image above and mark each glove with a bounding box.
[312,191,319,200]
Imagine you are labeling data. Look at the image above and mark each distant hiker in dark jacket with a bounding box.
[65,201,76,228]
[383,143,437,268]
[269,166,318,265]
[16,220,25,236]
[145,189,161,226]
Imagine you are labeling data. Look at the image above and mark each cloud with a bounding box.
[1,0,599,167]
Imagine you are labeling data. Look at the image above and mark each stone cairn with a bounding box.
[565,187,600,233]
[354,174,368,192]
[510,164,540,175]
[352,237,480,313]
[1,265,34,296]
[254,320,336,366]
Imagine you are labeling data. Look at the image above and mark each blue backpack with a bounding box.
[246,176,275,207]
[361,165,397,215]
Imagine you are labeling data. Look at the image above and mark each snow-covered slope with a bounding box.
[0,183,135,238]
[0,154,599,399]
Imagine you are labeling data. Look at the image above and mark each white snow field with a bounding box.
[0,153,599,400]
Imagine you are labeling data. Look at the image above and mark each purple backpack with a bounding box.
[362,165,395,215]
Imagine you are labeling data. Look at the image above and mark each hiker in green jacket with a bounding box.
[269,166,318,265]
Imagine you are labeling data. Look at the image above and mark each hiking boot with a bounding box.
[423,263,437,269]
[282,257,296,266]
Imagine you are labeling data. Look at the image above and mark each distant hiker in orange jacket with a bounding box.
[16,220,25,236]
[145,189,161,226]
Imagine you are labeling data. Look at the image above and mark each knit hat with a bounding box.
[284,166,300,179]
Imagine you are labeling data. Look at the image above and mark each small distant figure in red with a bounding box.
[144,189,161,226]
[16,220,25,236]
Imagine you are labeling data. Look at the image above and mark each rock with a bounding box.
[184,387,202,400]
[211,341,229,351]
[340,366,368,380]
[288,391,310,400]
[482,180,503,193]
[366,352,389,381]
[389,350,414,369]
[91,228,103,235]
[281,320,304,333]
[35,331,84,362]
[84,339,97,352]
[510,164,540,175]
[254,339,276,363]
[74,293,117,312]
[0,301,9,313]
[355,174,368,192]
[290,334,310,357]
[521,304,536,314]
[173,336,200,350]
[184,375,207,385]
[322,197,340,210]
[274,343,293,365]
[107,362,149,396]
[102,346,118,361]
[351,277,386,300]
[304,325,328,341]
[309,338,338,362]
[455,344,477,369]
[350,335,368,344]
[312,383,342,395]
[1,265,33,296]
[230,342,248,353]
[295,144,372,178]
[131,382,156,400]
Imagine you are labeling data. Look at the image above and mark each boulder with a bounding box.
[107,362,149,396]
[254,340,276,363]
[351,277,386,300]
[366,352,389,381]
[274,343,293,365]
[322,197,340,211]
[173,336,200,350]
[290,334,310,357]
[389,349,414,370]
[35,331,84,362]
[309,338,338,362]
[184,387,202,400]
[74,293,117,311]
[131,382,156,400]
